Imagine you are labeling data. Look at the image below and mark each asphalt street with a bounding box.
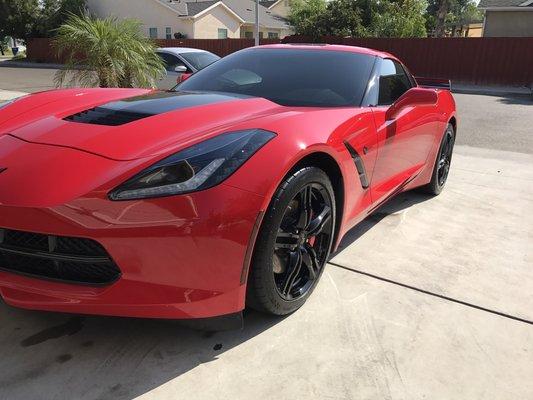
[454,92,533,154]
[0,66,532,400]
[0,66,58,93]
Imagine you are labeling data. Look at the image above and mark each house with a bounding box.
[259,0,292,18]
[478,0,533,36]
[86,0,293,39]
[464,22,484,37]
[445,21,484,37]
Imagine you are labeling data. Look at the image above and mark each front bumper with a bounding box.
[0,183,264,319]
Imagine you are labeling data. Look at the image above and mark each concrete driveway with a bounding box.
[0,77,532,399]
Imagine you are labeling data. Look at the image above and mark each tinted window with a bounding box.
[180,52,220,70]
[378,59,412,106]
[157,52,188,72]
[177,49,376,107]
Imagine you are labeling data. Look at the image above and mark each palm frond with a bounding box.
[53,13,165,88]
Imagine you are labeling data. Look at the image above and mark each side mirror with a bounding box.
[174,65,188,73]
[386,87,438,120]
[177,73,192,84]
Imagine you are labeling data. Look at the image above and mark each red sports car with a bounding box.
[0,44,456,326]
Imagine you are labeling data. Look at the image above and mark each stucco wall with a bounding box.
[240,26,279,38]
[483,10,533,37]
[466,23,483,37]
[240,25,293,39]
[86,0,194,38]
[192,5,242,38]
[269,0,291,18]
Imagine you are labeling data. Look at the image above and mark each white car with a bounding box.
[156,47,220,89]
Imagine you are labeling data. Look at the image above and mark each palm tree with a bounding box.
[53,13,165,88]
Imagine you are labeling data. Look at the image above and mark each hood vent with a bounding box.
[63,91,248,126]
[64,106,153,126]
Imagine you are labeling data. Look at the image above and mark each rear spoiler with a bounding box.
[415,77,451,91]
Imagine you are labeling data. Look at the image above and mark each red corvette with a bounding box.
[0,44,456,325]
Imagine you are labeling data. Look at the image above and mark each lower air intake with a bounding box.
[0,228,121,285]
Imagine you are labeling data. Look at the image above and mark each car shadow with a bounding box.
[0,302,288,399]
[495,94,533,106]
[331,190,434,256]
[0,190,434,400]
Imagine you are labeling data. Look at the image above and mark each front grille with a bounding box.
[0,228,121,285]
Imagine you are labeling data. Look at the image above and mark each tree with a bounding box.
[288,0,427,39]
[433,0,450,37]
[372,0,427,37]
[288,0,328,39]
[33,0,87,37]
[0,36,8,55]
[426,0,481,36]
[53,13,165,88]
[446,0,483,35]
[322,0,367,37]
[0,0,86,42]
[0,0,39,41]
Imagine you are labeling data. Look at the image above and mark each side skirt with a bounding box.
[366,172,420,215]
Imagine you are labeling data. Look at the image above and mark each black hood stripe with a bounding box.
[64,91,249,126]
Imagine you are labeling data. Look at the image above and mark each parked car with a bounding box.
[0,45,456,328]
[156,47,220,89]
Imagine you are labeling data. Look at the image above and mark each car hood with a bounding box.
[4,90,286,161]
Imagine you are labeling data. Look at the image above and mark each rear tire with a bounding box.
[419,123,455,195]
[246,167,336,315]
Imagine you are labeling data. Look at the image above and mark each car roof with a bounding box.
[254,44,396,60]
[157,47,216,55]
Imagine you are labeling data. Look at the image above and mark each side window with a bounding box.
[218,28,228,39]
[378,59,412,106]
[157,53,188,72]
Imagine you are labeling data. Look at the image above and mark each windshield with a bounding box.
[181,52,220,70]
[177,48,376,107]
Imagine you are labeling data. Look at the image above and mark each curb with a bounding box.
[451,84,532,97]
[0,61,64,69]
[0,90,28,101]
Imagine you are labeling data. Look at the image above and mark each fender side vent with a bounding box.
[64,107,153,126]
[344,142,369,189]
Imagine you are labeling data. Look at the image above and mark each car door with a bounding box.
[369,58,437,204]
[157,52,192,90]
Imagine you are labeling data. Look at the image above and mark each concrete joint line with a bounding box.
[328,261,533,326]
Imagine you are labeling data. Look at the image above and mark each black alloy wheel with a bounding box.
[420,123,455,195]
[273,183,334,301]
[246,167,336,315]
[437,129,454,187]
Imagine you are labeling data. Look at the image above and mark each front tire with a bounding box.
[420,123,456,195]
[246,167,336,315]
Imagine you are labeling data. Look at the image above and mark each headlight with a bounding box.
[109,129,275,200]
